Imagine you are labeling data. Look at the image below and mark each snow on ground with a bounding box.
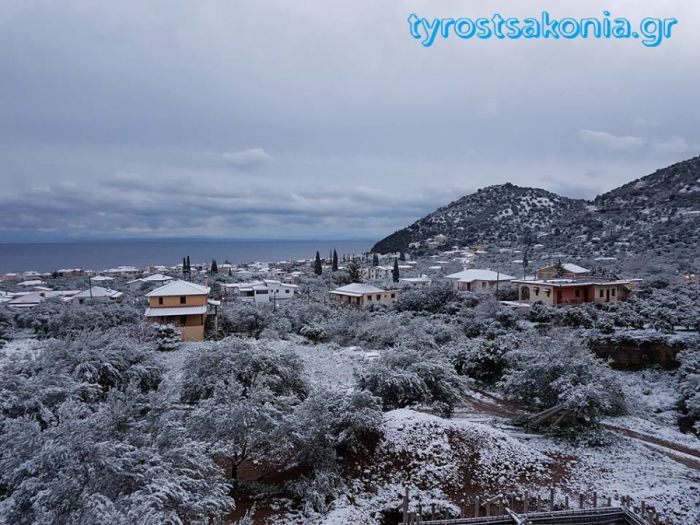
[527,432,700,524]
[605,368,700,452]
[288,339,378,392]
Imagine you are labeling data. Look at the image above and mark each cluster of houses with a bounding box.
[1,250,643,343]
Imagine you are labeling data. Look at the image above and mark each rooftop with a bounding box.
[331,283,390,296]
[446,269,515,282]
[146,280,210,297]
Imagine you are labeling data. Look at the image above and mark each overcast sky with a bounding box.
[0,0,698,241]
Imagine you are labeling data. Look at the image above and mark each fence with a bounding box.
[399,488,669,525]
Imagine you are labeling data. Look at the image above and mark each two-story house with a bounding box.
[144,280,210,341]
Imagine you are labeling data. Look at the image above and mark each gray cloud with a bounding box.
[0,1,699,240]
[222,148,273,169]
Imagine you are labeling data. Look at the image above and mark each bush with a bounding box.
[395,281,457,313]
[450,336,515,385]
[358,349,467,417]
[500,333,626,429]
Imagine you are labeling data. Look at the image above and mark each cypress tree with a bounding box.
[392,258,400,283]
[211,259,218,274]
[314,251,323,275]
[399,251,406,262]
[372,253,379,267]
[182,257,187,274]
[332,249,338,271]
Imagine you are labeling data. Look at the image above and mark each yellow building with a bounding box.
[330,283,399,306]
[145,280,210,341]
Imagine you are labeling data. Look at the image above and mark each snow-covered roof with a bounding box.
[399,277,431,283]
[91,275,114,282]
[445,269,515,282]
[18,280,46,287]
[562,263,590,274]
[72,286,123,299]
[146,279,210,297]
[128,273,174,284]
[144,305,207,317]
[330,283,389,297]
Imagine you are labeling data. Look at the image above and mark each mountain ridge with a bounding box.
[371,156,700,265]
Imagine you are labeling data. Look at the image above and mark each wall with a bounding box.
[148,294,208,308]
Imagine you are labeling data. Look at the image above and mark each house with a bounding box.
[512,277,635,306]
[221,279,298,303]
[56,268,86,277]
[445,269,515,292]
[7,290,79,308]
[399,275,432,287]
[362,264,413,280]
[127,273,173,289]
[144,280,210,341]
[71,286,124,304]
[17,280,46,287]
[91,275,115,283]
[536,262,591,280]
[1,272,20,282]
[330,283,399,306]
[104,266,141,278]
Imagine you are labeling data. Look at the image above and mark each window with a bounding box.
[534,287,540,296]
[180,296,186,304]
[158,297,164,305]
[285,289,290,293]
[600,289,604,298]
[367,295,372,301]
[611,288,616,297]
[575,288,580,298]
[391,293,395,298]
[376,294,381,300]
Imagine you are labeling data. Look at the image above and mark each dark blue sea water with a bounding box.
[0,239,372,274]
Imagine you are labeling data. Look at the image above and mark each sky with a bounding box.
[0,0,699,242]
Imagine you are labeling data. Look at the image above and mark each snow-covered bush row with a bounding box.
[0,328,234,524]
[13,300,142,339]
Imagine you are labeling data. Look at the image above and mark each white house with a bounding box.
[222,279,298,303]
[399,275,432,287]
[445,269,515,292]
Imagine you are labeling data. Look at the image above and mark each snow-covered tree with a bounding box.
[156,324,180,351]
[358,349,467,417]
[500,333,627,429]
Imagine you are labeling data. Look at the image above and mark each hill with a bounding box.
[371,156,700,269]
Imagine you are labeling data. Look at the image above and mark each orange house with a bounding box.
[145,280,210,341]
[512,278,634,306]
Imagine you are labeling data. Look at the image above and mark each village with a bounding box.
[0,235,647,344]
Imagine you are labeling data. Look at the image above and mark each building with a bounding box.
[104,266,141,278]
[6,289,79,308]
[127,273,174,289]
[399,275,432,287]
[362,264,413,280]
[329,283,399,306]
[71,286,124,304]
[221,279,298,303]
[445,269,515,292]
[536,262,591,280]
[144,280,210,341]
[512,277,635,306]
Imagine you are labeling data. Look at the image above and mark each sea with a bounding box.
[0,239,373,274]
